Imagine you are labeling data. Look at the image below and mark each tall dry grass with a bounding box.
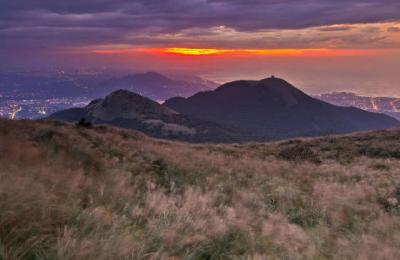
[1,119,400,259]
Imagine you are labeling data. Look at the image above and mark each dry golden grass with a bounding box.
[1,119,400,259]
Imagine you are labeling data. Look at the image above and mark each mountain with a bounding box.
[165,76,400,139]
[98,72,217,101]
[48,89,239,142]
[315,92,400,120]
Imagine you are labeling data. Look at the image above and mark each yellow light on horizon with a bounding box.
[159,48,362,56]
[93,47,369,57]
[161,48,308,56]
[163,48,229,55]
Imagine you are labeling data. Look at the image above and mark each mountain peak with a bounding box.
[140,71,169,79]
[87,89,177,121]
[260,75,289,84]
[132,71,171,81]
[108,88,137,96]
[143,71,165,77]
[208,76,308,107]
[215,76,296,92]
[258,76,308,104]
[103,89,160,108]
[106,89,143,100]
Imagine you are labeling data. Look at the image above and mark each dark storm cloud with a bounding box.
[0,0,400,48]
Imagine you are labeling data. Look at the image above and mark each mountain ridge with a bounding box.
[49,77,400,142]
[164,76,400,139]
[48,89,241,142]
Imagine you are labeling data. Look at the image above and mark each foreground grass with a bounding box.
[1,119,400,259]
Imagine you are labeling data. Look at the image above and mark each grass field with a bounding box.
[1,119,400,259]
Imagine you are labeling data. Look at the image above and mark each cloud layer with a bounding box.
[1,0,400,50]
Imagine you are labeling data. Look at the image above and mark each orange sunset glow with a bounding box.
[3,1,400,96]
[93,47,368,57]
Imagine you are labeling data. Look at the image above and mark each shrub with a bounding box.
[32,128,57,143]
[371,163,390,171]
[379,186,400,213]
[278,145,321,163]
[76,118,92,128]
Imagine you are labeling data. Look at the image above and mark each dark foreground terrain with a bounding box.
[1,119,400,259]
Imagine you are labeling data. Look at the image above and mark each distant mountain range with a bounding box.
[0,71,107,99]
[315,92,400,120]
[98,72,217,101]
[49,77,400,142]
[0,71,217,101]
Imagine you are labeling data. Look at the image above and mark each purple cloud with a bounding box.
[0,0,399,50]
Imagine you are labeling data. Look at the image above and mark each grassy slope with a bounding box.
[1,119,400,259]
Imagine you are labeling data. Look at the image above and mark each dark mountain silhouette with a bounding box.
[48,89,239,142]
[98,72,217,101]
[164,76,400,139]
[49,77,400,142]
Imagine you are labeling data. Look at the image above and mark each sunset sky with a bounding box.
[1,0,400,95]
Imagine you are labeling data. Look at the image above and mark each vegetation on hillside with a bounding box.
[1,119,400,259]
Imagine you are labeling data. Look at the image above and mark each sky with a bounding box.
[1,0,400,95]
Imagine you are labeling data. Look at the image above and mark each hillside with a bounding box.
[1,118,400,259]
[48,90,240,143]
[165,77,400,139]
